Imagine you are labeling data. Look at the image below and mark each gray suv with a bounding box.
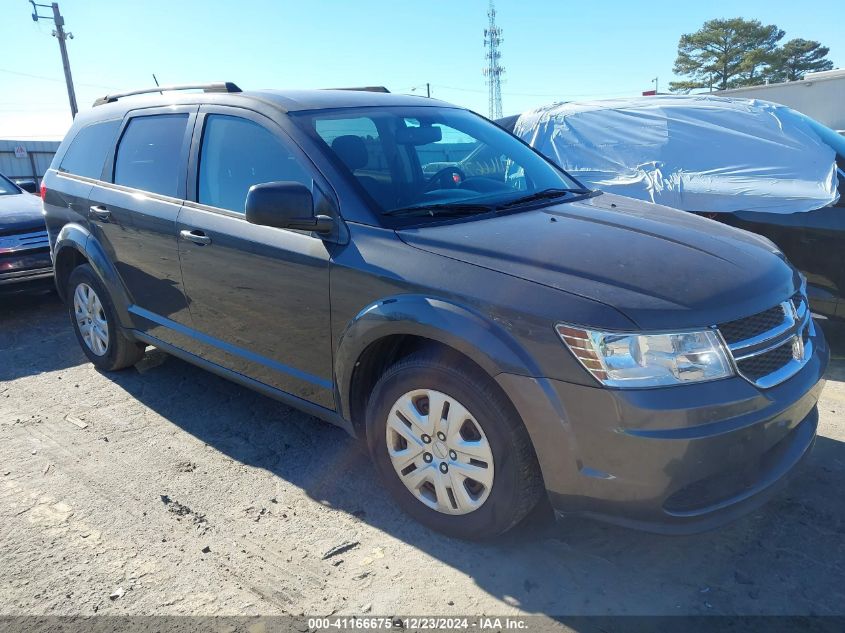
[43,83,829,538]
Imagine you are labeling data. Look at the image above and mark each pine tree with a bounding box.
[771,39,834,82]
[670,18,784,92]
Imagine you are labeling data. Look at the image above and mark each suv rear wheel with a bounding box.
[67,264,145,371]
[365,351,542,538]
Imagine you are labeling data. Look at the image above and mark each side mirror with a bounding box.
[245,181,333,233]
[15,179,38,194]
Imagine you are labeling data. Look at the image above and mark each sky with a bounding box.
[0,0,841,140]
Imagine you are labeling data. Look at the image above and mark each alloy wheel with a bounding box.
[73,282,109,356]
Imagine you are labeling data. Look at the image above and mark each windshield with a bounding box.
[292,106,586,219]
[0,174,21,196]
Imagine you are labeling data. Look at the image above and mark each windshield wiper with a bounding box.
[495,188,593,210]
[383,188,593,218]
[382,202,496,218]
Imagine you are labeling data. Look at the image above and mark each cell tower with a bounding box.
[483,0,504,119]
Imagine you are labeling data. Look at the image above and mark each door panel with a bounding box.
[177,204,333,405]
[86,107,196,342]
[176,107,335,407]
[87,184,191,332]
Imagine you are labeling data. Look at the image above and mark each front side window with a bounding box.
[59,119,121,180]
[114,114,188,197]
[198,114,311,213]
[295,106,584,223]
[0,173,20,196]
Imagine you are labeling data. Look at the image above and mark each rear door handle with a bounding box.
[89,205,111,221]
[179,229,212,246]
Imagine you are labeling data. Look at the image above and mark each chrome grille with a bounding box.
[719,305,786,345]
[0,230,49,254]
[718,288,812,389]
[735,341,795,382]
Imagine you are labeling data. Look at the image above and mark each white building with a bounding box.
[719,68,845,132]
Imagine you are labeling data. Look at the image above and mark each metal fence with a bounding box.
[0,140,60,186]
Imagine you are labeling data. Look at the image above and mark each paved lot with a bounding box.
[1,292,844,618]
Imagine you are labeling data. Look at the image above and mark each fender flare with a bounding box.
[53,223,134,329]
[334,294,543,420]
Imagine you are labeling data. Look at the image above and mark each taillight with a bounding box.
[40,182,47,201]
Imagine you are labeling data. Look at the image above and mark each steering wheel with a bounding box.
[424,166,467,191]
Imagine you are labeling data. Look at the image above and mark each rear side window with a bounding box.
[59,120,120,179]
[198,114,311,213]
[114,114,188,197]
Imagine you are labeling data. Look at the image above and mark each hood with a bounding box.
[396,193,799,330]
[0,192,45,235]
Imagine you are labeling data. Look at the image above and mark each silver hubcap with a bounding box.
[386,389,494,515]
[73,282,109,356]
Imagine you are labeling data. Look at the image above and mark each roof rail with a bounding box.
[92,82,242,107]
[325,86,390,93]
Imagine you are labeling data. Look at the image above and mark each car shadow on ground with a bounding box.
[4,296,845,615]
[0,292,88,382]
[105,351,845,616]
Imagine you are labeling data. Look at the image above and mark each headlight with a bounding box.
[556,324,734,388]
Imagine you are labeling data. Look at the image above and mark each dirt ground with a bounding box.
[1,292,844,619]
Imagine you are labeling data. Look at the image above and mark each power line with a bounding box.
[0,67,119,90]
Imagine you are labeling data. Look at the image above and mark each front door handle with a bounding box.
[179,229,212,246]
[89,205,111,221]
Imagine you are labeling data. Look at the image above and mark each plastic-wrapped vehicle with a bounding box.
[499,96,845,320]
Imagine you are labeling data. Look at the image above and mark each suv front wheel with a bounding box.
[67,264,145,371]
[366,351,543,539]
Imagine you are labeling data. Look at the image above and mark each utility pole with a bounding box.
[652,76,659,94]
[30,1,78,118]
[483,0,504,119]
[411,83,432,98]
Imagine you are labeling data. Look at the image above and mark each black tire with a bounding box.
[365,350,543,539]
[67,264,145,371]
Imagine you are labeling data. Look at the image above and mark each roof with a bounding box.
[86,83,450,114]
[246,88,451,112]
[74,85,456,131]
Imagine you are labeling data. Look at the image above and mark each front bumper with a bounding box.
[0,250,53,293]
[497,322,830,533]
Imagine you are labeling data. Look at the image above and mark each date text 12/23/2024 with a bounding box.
[309,617,530,630]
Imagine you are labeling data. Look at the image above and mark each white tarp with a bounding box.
[512,95,842,214]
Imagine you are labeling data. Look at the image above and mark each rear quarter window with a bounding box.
[58,119,121,179]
